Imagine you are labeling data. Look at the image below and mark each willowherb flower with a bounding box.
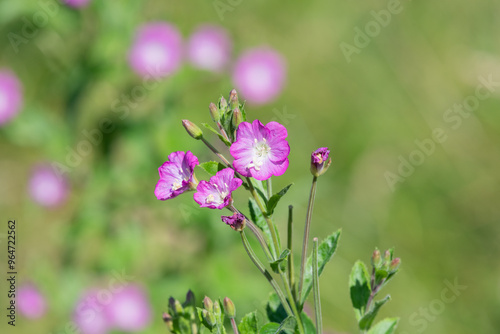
[187,25,232,73]
[63,0,91,8]
[155,151,199,201]
[310,147,331,177]
[73,289,111,334]
[221,212,246,231]
[232,48,286,105]
[128,22,183,78]
[0,70,22,126]
[105,285,152,332]
[194,168,242,209]
[29,165,69,208]
[230,120,289,180]
[17,284,47,319]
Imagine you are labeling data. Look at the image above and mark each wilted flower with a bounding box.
[187,25,232,72]
[230,120,289,180]
[310,147,331,177]
[155,151,199,201]
[63,0,91,8]
[105,285,152,332]
[29,165,69,208]
[221,212,246,231]
[0,70,22,126]
[17,284,47,319]
[193,168,242,209]
[128,22,183,78]
[232,48,286,105]
[73,290,111,334]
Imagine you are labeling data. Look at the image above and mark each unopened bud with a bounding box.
[209,103,220,122]
[202,309,216,327]
[168,297,176,314]
[389,258,401,271]
[223,297,236,319]
[310,147,331,177]
[229,89,239,109]
[174,300,183,314]
[203,296,214,312]
[182,120,203,139]
[185,290,195,307]
[371,249,381,267]
[213,300,222,317]
[218,96,228,111]
[384,250,391,262]
[162,313,174,331]
[232,108,243,127]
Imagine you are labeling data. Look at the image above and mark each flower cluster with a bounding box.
[128,23,286,104]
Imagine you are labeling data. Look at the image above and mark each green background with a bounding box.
[1,0,499,333]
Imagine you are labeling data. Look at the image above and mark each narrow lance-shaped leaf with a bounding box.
[267,184,293,215]
[300,229,341,305]
[270,249,291,274]
[359,295,391,330]
[248,198,276,256]
[367,318,399,334]
[349,260,371,321]
[201,123,231,146]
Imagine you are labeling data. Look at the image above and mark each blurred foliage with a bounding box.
[1,0,500,333]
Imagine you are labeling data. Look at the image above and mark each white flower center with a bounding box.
[172,181,182,191]
[247,138,270,171]
[205,183,229,204]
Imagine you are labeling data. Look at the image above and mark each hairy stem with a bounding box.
[287,205,296,300]
[312,238,322,334]
[279,269,305,334]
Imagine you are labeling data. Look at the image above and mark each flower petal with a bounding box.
[266,121,288,139]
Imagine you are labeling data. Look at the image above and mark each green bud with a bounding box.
[185,290,195,307]
[371,249,381,267]
[229,89,239,109]
[174,300,183,314]
[223,297,236,319]
[213,300,222,317]
[389,258,401,272]
[168,297,176,314]
[202,309,216,327]
[209,103,220,122]
[218,96,228,111]
[162,313,174,331]
[232,107,243,128]
[182,120,203,139]
[203,296,213,312]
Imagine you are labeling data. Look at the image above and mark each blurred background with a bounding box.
[1,0,499,333]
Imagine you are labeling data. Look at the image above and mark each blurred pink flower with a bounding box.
[0,70,22,126]
[187,25,232,72]
[17,284,47,319]
[232,48,286,105]
[105,285,152,332]
[64,0,91,8]
[29,165,69,208]
[128,22,183,78]
[73,290,111,334]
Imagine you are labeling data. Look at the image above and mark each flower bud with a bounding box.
[203,296,214,312]
[223,297,236,319]
[229,89,239,109]
[371,249,381,267]
[185,290,195,307]
[221,213,246,231]
[310,147,331,177]
[232,108,243,128]
[213,300,222,317]
[168,297,176,314]
[182,120,203,139]
[174,299,183,314]
[209,103,220,122]
[218,96,228,111]
[162,312,174,331]
[389,258,400,272]
[202,309,216,327]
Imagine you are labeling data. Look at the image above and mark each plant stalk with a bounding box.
[279,269,305,334]
[287,205,296,300]
[230,318,239,334]
[312,238,322,334]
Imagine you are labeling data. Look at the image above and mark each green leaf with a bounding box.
[202,123,231,146]
[260,323,281,334]
[238,311,258,334]
[300,230,341,305]
[266,292,288,324]
[267,184,293,215]
[270,249,290,274]
[367,318,399,334]
[301,312,316,334]
[198,161,226,176]
[349,260,372,321]
[260,316,296,334]
[250,178,268,205]
[359,295,391,330]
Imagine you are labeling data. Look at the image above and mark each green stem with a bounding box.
[201,137,232,166]
[287,205,296,301]
[298,176,318,302]
[279,269,305,334]
[312,238,322,334]
[266,178,272,200]
[246,178,280,260]
[239,231,293,317]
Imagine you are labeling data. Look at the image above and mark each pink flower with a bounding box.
[105,285,152,332]
[64,0,91,8]
[194,168,242,209]
[0,70,22,126]
[17,284,47,319]
[232,48,286,105]
[230,120,289,180]
[29,165,69,207]
[128,22,183,78]
[310,147,331,177]
[73,290,111,334]
[187,25,232,72]
[221,212,246,231]
[155,151,199,201]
